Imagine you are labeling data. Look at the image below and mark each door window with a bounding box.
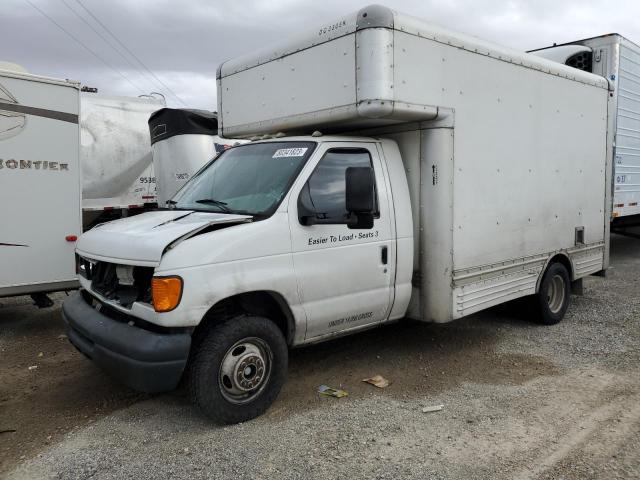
[298,148,378,224]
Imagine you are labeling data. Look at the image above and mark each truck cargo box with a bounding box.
[218,5,612,321]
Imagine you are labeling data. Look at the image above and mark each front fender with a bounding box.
[151,254,307,344]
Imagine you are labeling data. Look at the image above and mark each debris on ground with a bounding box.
[362,374,390,388]
[27,365,37,371]
[317,385,349,398]
[422,404,444,413]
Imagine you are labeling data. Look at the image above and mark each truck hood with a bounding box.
[76,210,252,266]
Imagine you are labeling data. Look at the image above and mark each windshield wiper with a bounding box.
[194,198,233,213]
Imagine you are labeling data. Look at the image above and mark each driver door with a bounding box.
[288,142,395,340]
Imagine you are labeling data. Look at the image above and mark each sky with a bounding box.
[2,0,639,109]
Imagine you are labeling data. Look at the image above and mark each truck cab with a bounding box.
[65,135,412,423]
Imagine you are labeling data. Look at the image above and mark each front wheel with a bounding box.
[189,315,288,424]
[533,262,571,325]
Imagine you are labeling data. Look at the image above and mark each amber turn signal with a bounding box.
[151,276,183,312]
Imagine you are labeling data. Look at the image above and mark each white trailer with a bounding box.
[0,66,164,303]
[530,34,640,225]
[64,5,612,423]
[0,67,81,301]
[81,93,165,227]
[148,108,245,206]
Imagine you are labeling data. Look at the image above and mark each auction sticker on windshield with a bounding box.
[272,148,308,158]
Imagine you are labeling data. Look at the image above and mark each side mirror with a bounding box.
[345,166,374,229]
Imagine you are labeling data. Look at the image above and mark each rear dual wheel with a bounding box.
[533,262,571,325]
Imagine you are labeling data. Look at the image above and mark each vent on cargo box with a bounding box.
[565,51,593,72]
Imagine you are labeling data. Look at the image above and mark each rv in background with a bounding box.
[0,64,163,306]
[530,34,640,231]
[148,108,245,206]
[1,65,81,305]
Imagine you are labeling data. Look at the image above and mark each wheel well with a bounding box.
[193,291,295,347]
[537,253,574,292]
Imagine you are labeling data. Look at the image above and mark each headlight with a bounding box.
[151,276,183,312]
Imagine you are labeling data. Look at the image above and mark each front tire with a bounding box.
[189,315,288,424]
[533,262,571,325]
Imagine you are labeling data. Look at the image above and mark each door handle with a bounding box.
[381,245,388,265]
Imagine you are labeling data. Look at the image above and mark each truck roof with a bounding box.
[218,4,606,89]
[217,4,609,138]
[246,135,382,144]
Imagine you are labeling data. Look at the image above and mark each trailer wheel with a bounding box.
[533,263,571,325]
[189,315,288,424]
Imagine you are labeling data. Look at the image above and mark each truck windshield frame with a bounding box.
[171,141,317,217]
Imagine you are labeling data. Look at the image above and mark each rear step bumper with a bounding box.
[62,291,191,393]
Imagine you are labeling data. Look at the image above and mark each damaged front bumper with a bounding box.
[62,290,191,393]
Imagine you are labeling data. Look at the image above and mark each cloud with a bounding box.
[2,0,639,109]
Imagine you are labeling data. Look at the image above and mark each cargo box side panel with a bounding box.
[219,34,358,136]
[393,31,608,272]
[613,41,640,217]
[419,128,455,322]
[0,75,80,294]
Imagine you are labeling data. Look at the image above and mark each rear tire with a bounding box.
[189,315,288,424]
[533,262,571,325]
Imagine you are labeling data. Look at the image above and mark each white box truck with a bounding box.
[530,34,640,227]
[148,108,245,206]
[63,5,612,423]
[0,65,164,304]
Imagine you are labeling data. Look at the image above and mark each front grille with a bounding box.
[79,257,153,308]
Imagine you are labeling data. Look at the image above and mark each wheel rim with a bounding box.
[219,337,272,404]
[546,274,566,314]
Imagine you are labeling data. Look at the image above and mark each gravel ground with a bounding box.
[2,234,639,480]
